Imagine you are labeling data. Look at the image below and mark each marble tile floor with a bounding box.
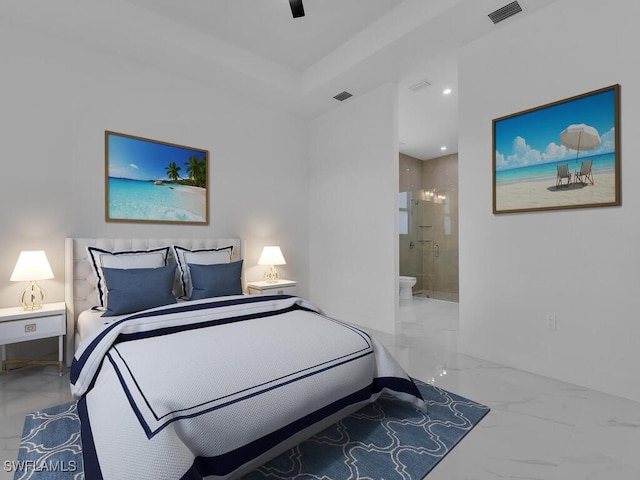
[0,366,72,480]
[1,298,640,479]
[367,298,640,480]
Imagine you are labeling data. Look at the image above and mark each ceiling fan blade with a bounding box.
[289,0,305,18]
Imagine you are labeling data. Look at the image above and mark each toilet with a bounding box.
[399,276,417,299]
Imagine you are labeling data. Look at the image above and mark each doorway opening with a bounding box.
[399,153,458,302]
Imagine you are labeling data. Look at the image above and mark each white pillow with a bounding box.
[87,246,170,308]
[172,245,232,299]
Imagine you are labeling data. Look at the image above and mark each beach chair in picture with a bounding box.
[574,159,594,185]
[556,164,571,188]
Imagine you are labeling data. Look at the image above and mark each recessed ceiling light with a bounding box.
[443,88,452,95]
[441,146,447,151]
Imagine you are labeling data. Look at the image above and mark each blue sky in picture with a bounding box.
[494,88,616,171]
[107,133,206,181]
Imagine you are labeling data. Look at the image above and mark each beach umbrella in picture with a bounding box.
[560,123,601,163]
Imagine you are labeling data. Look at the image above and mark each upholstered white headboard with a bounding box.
[64,237,242,366]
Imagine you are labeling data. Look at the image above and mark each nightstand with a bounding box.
[0,302,66,376]
[246,280,298,296]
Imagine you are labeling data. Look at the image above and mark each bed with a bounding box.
[66,237,426,479]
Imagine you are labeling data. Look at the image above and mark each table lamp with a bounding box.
[258,246,286,284]
[10,250,54,310]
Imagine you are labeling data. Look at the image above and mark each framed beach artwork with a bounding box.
[105,131,209,224]
[493,84,620,214]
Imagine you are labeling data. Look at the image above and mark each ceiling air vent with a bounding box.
[488,1,523,24]
[409,79,431,93]
[333,91,353,102]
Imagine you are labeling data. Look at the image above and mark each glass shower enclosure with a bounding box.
[399,188,459,302]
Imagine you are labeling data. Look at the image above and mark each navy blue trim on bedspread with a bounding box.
[178,376,420,479]
[78,397,103,480]
[71,295,298,385]
[113,349,375,439]
[79,376,423,480]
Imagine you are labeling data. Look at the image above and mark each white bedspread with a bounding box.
[76,309,123,344]
[71,295,425,479]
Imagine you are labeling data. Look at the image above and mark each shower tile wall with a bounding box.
[399,152,459,301]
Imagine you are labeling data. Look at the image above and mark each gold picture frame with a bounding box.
[493,85,620,214]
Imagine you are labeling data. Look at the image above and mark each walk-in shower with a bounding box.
[399,153,459,302]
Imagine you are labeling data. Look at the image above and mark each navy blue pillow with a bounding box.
[101,265,177,317]
[188,260,243,300]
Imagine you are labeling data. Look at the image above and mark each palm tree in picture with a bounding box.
[165,162,181,181]
[185,154,206,188]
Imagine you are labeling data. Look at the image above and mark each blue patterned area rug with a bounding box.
[15,380,488,480]
[13,402,82,480]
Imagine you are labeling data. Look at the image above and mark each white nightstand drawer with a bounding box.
[247,280,298,296]
[0,313,65,345]
[1,302,66,375]
[251,285,297,296]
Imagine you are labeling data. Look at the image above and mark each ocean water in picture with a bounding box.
[495,152,615,186]
[108,177,206,222]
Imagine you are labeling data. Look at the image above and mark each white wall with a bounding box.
[458,0,640,402]
[0,25,309,356]
[308,83,399,334]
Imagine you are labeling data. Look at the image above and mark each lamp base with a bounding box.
[19,281,45,311]
[263,265,280,284]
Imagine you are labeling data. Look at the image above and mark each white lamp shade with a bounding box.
[258,246,286,266]
[10,251,54,282]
